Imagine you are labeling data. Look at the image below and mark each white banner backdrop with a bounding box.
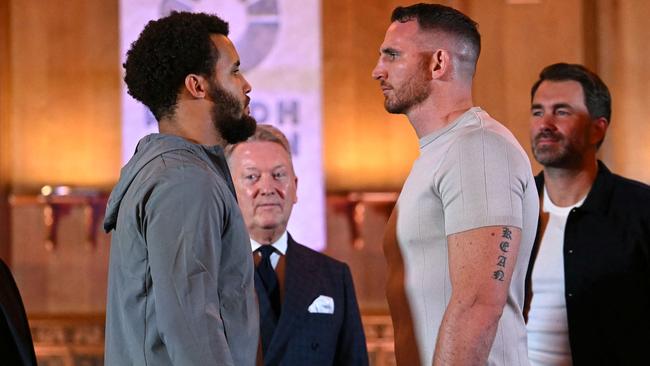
[119,0,325,250]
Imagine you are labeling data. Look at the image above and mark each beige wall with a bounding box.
[467,0,592,175]
[2,0,649,195]
[3,4,648,364]
[323,0,422,192]
[598,0,650,183]
[7,0,121,192]
[323,0,650,188]
[1,0,650,311]
[322,0,649,190]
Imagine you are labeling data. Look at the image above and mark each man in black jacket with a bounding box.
[525,62,650,365]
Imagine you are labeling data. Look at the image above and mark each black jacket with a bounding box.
[525,161,650,365]
[0,258,37,366]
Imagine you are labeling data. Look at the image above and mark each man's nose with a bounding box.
[258,175,276,195]
[371,60,385,80]
[242,75,252,94]
[538,113,557,130]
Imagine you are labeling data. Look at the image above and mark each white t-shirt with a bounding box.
[384,107,539,365]
[527,187,586,366]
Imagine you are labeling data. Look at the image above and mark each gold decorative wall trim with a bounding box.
[27,313,397,366]
[328,192,397,249]
[10,191,108,251]
[30,314,105,366]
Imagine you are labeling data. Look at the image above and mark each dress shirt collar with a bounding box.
[250,231,288,255]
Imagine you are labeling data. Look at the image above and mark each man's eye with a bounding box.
[244,174,258,181]
[556,110,570,116]
[273,172,287,179]
[531,110,543,117]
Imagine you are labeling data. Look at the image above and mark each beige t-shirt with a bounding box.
[384,107,539,365]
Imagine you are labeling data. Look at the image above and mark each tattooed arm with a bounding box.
[432,226,521,366]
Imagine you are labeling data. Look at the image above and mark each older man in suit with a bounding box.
[227,124,369,366]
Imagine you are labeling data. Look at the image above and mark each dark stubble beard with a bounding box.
[532,130,585,169]
[208,81,257,144]
[385,56,432,114]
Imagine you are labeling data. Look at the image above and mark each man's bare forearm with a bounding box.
[432,301,502,365]
[434,226,521,365]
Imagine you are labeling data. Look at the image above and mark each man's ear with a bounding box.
[184,74,207,98]
[293,176,298,204]
[591,117,609,146]
[429,49,451,80]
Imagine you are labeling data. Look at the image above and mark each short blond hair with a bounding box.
[225,124,292,160]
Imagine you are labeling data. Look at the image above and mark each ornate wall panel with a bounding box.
[7,0,121,191]
[598,0,650,183]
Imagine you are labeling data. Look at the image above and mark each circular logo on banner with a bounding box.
[160,0,280,72]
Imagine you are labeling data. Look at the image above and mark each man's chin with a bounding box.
[221,116,257,144]
[256,222,283,232]
[533,151,573,168]
[385,102,408,115]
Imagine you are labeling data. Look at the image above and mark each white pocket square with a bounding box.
[308,295,334,314]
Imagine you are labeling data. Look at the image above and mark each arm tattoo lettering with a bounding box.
[496,255,507,267]
[502,227,512,240]
[492,227,511,282]
[493,270,505,281]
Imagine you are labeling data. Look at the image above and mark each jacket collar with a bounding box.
[535,160,615,215]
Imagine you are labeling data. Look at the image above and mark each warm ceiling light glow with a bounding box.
[41,185,53,196]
